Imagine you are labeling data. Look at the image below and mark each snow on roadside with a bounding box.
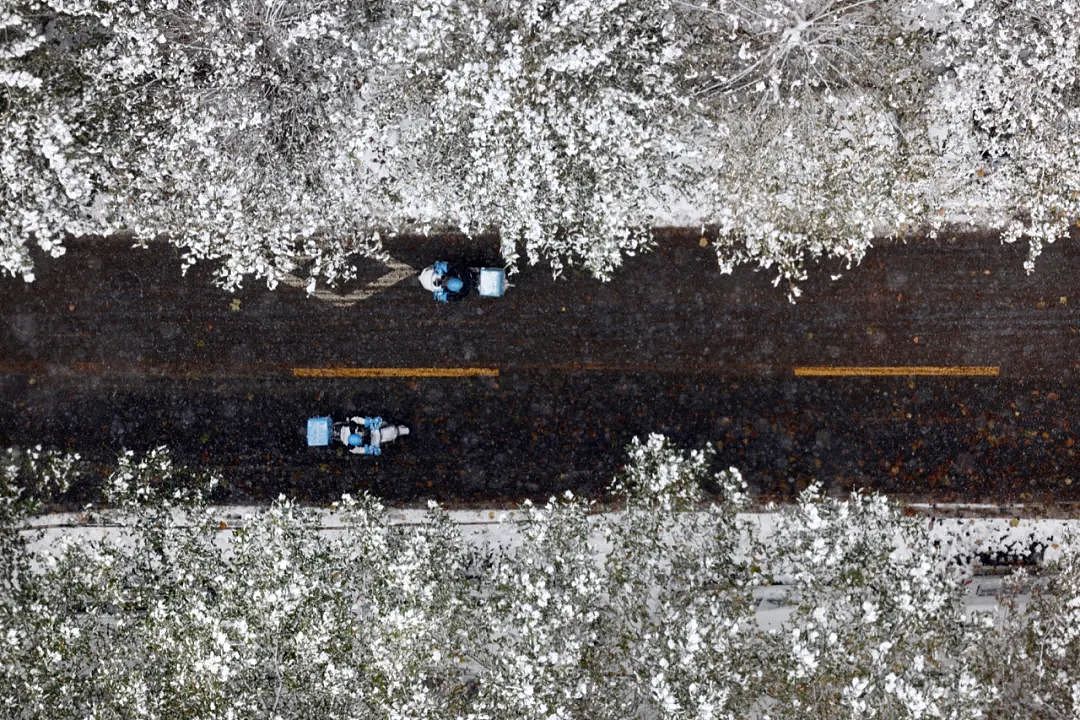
[22,504,1077,571]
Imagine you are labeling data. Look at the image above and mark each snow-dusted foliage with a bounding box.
[679,0,932,294]
[762,484,993,719]
[374,0,698,279]
[975,544,1080,719]
[2,441,1080,718]
[3,0,698,287]
[107,0,389,290]
[1,449,470,719]
[1,0,386,290]
[2,0,1078,291]
[0,4,94,283]
[0,445,80,664]
[0,446,79,524]
[466,493,605,719]
[919,0,1080,271]
[600,435,761,720]
[707,92,909,295]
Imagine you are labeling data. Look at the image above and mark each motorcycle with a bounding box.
[306,415,409,456]
[419,260,507,302]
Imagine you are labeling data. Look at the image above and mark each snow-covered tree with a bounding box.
[3,440,1080,718]
[100,0,390,290]
[5,0,1080,294]
[1,0,387,291]
[974,546,1080,719]
[3,0,706,287]
[372,0,703,280]
[916,0,1080,272]
[0,446,79,526]
[0,448,478,718]
[326,495,473,719]
[760,483,995,719]
[463,492,606,720]
[0,445,80,677]
[597,434,762,720]
[0,2,104,283]
[705,91,911,296]
[674,0,939,295]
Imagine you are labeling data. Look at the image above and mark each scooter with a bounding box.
[419,261,507,302]
[306,415,409,456]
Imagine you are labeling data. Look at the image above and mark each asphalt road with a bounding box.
[2,231,1079,507]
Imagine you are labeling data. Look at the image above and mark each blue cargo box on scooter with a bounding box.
[307,416,334,447]
[477,267,506,298]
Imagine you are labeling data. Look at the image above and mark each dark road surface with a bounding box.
[2,232,1080,507]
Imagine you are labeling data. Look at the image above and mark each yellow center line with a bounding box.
[292,367,499,378]
[794,365,1000,377]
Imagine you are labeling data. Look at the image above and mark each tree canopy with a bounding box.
[2,437,1078,719]
[2,0,1078,292]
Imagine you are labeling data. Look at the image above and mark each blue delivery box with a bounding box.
[306,416,334,447]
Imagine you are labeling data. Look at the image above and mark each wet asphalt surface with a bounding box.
[2,231,1080,508]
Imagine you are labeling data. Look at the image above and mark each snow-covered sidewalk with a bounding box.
[17,505,1074,633]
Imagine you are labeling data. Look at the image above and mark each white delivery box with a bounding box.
[477,267,507,298]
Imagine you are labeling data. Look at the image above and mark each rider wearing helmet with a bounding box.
[419,261,470,303]
[340,416,383,455]
[346,432,380,455]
